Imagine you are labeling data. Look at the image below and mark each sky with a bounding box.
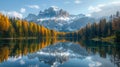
[0,0,120,18]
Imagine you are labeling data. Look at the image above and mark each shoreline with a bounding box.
[92,36,116,44]
[0,37,37,40]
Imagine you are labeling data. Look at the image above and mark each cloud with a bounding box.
[19,60,25,65]
[28,5,40,9]
[89,61,102,67]
[20,8,26,13]
[86,14,92,17]
[85,57,102,67]
[1,11,23,18]
[88,4,105,13]
[88,1,120,18]
[75,0,81,4]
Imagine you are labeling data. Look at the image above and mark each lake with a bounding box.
[0,38,120,67]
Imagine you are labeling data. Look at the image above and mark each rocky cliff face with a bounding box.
[25,6,95,32]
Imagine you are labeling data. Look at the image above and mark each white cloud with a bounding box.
[85,57,102,67]
[75,0,81,4]
[20,60,25,65]
[88,4,106,13]
[86,14,92,17]
[88,1,120,18]
[1,11,23,19]
[89,61,102,67]
[88,5,104,13]
[20,8,26,13]
[28,5,40,9]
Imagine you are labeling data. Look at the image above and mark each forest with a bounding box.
[65,11,120,42]
[0,13,62,38]
[0,12,120,42]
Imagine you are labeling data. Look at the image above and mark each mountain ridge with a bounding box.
[25,7,95,32]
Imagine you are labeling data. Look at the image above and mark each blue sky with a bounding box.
[0,0,120,18]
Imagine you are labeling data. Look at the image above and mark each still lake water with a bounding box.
[0,38,120,67]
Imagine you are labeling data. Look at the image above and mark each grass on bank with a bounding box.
[92,35,116,44]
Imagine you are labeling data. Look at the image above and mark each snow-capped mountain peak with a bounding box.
[50,6,60,11]
[37,6,69,18]
[25,7,95,32]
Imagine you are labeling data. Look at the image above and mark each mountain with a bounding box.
[25,6,95,32]
[38,6,69,18]
[25,13,38,21]
[27,42,89,67]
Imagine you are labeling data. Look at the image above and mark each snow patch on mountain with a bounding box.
[37,17,70,22]
[25,7,95,32]
[50,6,60,11]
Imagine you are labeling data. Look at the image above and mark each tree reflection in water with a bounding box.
[0,38,120,67]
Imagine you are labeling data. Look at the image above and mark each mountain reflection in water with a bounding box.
[28,42,88,67]
[0,38,120,67]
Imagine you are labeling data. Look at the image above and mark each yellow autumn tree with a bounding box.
[0,14,10,32]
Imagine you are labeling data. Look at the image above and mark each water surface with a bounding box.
[0,39,120,67]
